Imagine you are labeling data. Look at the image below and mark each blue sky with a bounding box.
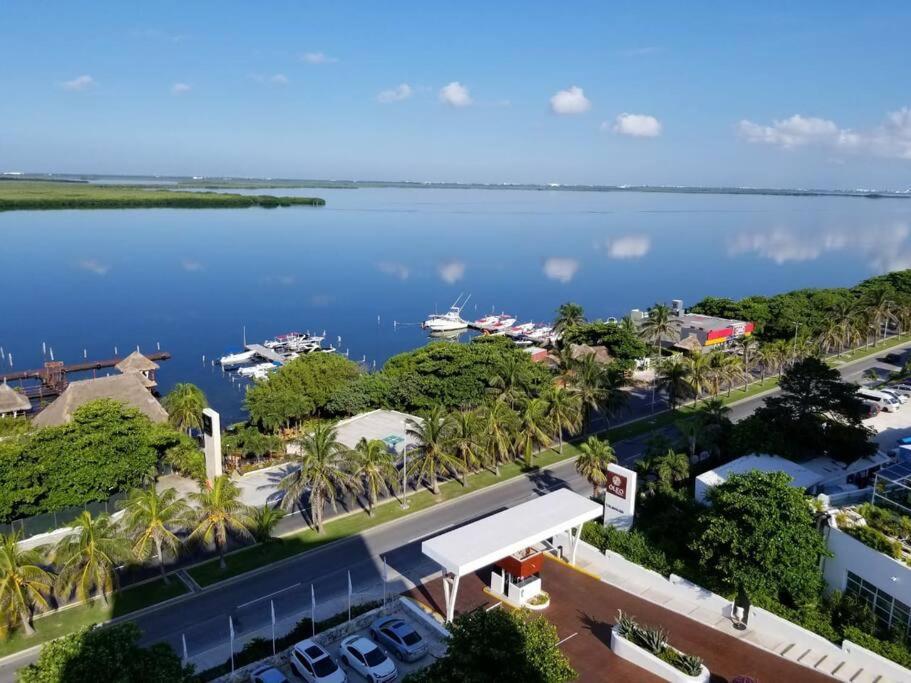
[1,1,910,188]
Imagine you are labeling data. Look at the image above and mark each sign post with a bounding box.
[603,463,637,531]
[202,408,222,481]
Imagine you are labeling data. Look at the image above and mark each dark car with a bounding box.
[369,617,429,662]
[251,665,289,683]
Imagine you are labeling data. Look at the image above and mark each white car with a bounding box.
[881,389,909,404]
[889,384,911,396]
[339,636,398,683]
[290,639,347,683]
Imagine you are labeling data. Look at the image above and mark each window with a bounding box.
[845,571,911,640]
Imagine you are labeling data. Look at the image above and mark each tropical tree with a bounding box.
[656,356,692,408]
[278,424,355,533]
[542,384,582,454]
[686,352,713,404]
[480,401,518,476]
[189,475,252,568]
[554,302,586,335]
[0,532,53,635]
[639,303,681,356]
[162,383,208,434]
[123,487,191,583]
[248,504,284,542]
[575,436,616,497]
[53,512,130,604]
[654,449,690,489]
[449,410,485,473]
[488,354,530,407]
[407,406,464,494]
[569,355,604,426]
[599,365,630,426]
[720,353,744,396]
[863,286,896,344]
[350,438,398,515]
[515,398,552,467]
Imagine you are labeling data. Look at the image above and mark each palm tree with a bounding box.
[732,336,757,384]
[162,383,208,434]
[488,354,530,407]
[864,287,896,344]
[554,302,586,335]
[599,365,630,427]
[249,504,284,542]
[656,357,692,408]
[350,438,398,515]
[698,396,731,425]
[575,436,616,497]
[654,449,690,488]
[407,406,464,494]
[53,511,130,604]
[687,352,713,404]
[721,353,744,396]
[480,401,518,476]
[639,303,681,356]
[449,410,485,473]
[832,301,862,353]
[618,315,637,338]
[0,533,53,635]
[570,355,605,426]
[123,487,191,583]
[189,475,252,568]
[515,398,552,467]
[542,384,582,454]
[279,424,354,533]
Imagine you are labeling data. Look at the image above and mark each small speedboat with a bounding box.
[220,350,256,367]
[238,362,279,377]
[424,294,471,332]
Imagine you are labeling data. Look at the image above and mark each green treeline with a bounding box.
[0,180,324,211]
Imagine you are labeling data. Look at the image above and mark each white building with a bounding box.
[695,452,891,505]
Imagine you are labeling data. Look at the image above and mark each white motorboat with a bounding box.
[473,314,501,330]
[424,294,471,332]
[220,350,256,366]
[490,315,516,330]
[238,362,279,377]
[506,322,536,338]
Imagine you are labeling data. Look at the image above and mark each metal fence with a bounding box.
[1,492,129,540]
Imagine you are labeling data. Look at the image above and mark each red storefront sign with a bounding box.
[607,472,628,500]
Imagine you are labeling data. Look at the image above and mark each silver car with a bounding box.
[369,617,428,662]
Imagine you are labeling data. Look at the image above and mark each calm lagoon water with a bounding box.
[2,188,911,422]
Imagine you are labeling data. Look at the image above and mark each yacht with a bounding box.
[238,362,279,377]
[424,294,471,332]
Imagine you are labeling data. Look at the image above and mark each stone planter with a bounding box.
[525,591,550,611]
[610,625,710,683]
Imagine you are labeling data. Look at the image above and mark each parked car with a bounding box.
[881,389,908,404]
[889,383,911,396]
[251,665,290,683]
[861,400,881,418]
[339,636,398,682]
[857,389,901,412]
[370,617,429,662]
[289,640,347,683]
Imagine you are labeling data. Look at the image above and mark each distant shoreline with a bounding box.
[3,173,908,200]
[0,180,325,211]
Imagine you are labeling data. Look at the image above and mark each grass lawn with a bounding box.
[0,578,186,658]
[0,180,324,210]
[829,334,910,365]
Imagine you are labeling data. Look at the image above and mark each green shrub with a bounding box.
[845,525,903,559]
[842,626,911,669]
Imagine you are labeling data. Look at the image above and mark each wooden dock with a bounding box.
[244,344,285,363]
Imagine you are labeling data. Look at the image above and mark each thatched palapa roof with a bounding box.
[0,382,31,415]
[115,350,159,374]
[674,334,704,354]
[569,343,612,365]
[32,373,167,428]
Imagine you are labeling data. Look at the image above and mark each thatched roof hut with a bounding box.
[674,334,704,354]
[569,343,612,364]
[32,373,168,428]
[0,382,31,416]
[115,351,159,374]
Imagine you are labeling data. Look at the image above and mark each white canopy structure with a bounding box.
[421,488,602,621]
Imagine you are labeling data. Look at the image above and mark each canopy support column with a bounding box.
[442,571,461,623]
[569,524,583,565]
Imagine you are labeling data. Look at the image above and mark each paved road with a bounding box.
[2,343,906,680]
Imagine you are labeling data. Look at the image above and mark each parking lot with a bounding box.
[221,600,447,683]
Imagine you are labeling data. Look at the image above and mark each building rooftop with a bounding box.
[697,453,822,492]
[115,350,160,374]
[332,409,421,454]
[32,373,168,428]
[0,382,31,415]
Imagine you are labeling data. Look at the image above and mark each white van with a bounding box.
[857,389,902,412]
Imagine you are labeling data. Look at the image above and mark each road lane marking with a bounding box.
[237,582,301,609]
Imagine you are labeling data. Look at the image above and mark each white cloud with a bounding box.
[301,52,337,64]
[78,259,109,276]
[549,86,591,115]
[609,113,662,138]
[620,46,661,57]
[270,74,288,86]
[309,293,333,307]
[437,260,466,284]
[439,82,472,108]
[737,108,911,160]
[377,83,413,104]
[171,82,191,95]
[181,259,204,272]
[62,75,95,91]
[599,235,652,259]
[376,261,410,280]
[543,257,579,283]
